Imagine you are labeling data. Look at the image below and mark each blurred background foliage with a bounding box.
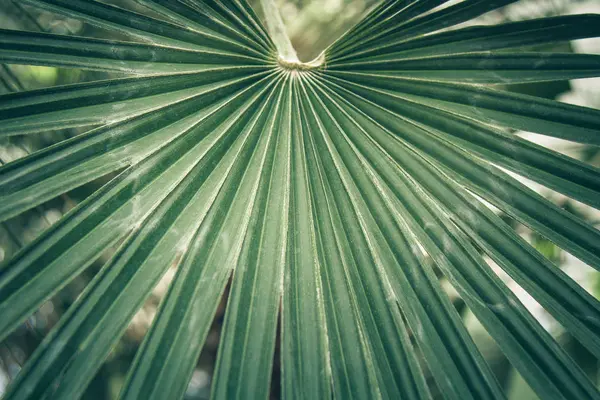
[0,0,599,399]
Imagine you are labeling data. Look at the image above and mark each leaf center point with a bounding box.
[277,52,325,71]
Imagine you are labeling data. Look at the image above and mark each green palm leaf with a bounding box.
[1,0,599,399]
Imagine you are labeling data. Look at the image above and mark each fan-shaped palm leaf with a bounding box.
[1,0,600,399]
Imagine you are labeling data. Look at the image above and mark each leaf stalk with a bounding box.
[260,0,299,63]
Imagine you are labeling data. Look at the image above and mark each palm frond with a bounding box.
[1,0,600,399]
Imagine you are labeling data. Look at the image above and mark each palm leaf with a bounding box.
[1,0,600,399]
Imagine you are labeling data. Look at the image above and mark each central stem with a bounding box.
[260,0,325,70]
[260,0,299,63]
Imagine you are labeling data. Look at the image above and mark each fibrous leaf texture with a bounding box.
[1,0,600,399]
